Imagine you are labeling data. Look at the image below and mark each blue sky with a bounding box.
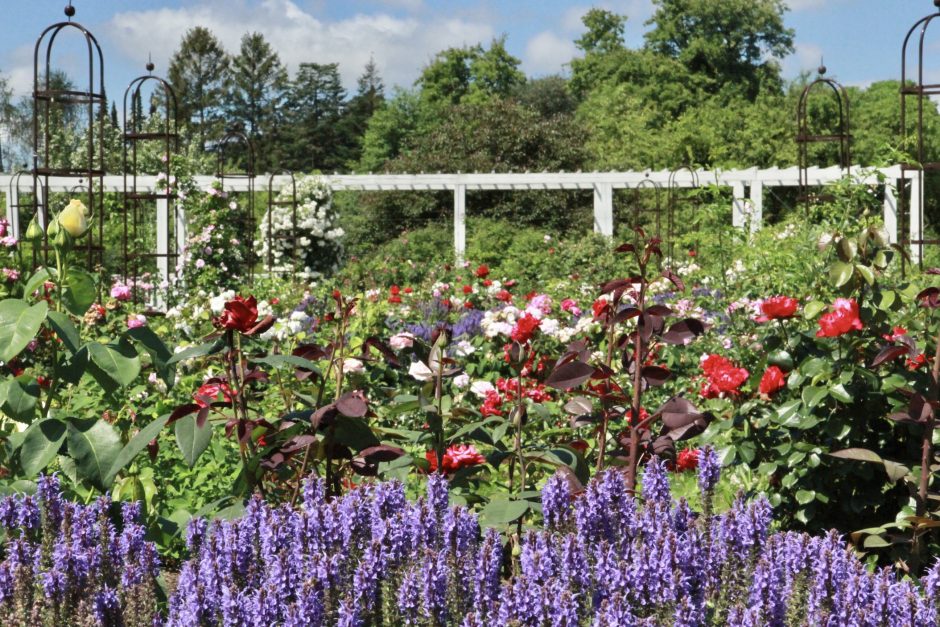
[1,0,936,101]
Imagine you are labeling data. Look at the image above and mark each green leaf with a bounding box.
[175,415,212,467]
[104,414,170,485]
[0,299,49,363]
[66,418,123,490]
[166,339,226,365]
[87,342,141,388]
[795,489,816,505]
[830,383,853,403]
[829,261,854,288]
[481,498,529,525]
[801,386,828,410]
[803,300,826,319]
[0,378,39,423]
[125,326,176,388]
[62,268,96,317]
[249,354,321,373]
[855,264,875,286]
[22,268,52,299]
[46,310,82,354]
[862,534,893,549]
[333,417,380,451]
[20,419,67,476]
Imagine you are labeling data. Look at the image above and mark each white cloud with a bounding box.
[524,30,578,75]
[782,41,824,77]
[105,0,494,91]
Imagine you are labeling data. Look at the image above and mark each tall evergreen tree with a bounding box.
[227,32,287,171]
[343,56,386,168]
[167,26,229,150]
[284,62,348,171]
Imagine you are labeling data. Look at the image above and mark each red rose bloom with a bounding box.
[495,289,512,303]
[883,326,907,342]
[510,313,541,343]
[592,298,610,319]
[700,354,749,398]
[475,264,490,278]
[480,390,504,416]
[388,295,402,304]
[756,296,799,322]
[482,279,493,287]
[816,298,863,338]
[194,381,234,408]
[426,444,486,474]
[676,448,700,472]
[758,365,787,397]
[404,287,413,294]
[463,284,473,295]
[217,295,258,333]
[390,285,401,296]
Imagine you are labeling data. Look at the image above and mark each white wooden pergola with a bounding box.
[1,165,910,284]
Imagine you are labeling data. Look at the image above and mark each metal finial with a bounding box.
[935,0,940,10]
[65,2,75,18]
[818,56,826,76]
[146,53,155,73]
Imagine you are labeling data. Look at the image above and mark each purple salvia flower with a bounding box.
[185,517,208,553]
[397,568,421,626]
[421,549,450,625]
[336,597,364,627]
[546,578,580,627]
[474,527,502,621]
[17,495,39,531]
[92,586,121,626]
[302,476,326,513]
[641,456,671,506]
[37,474,64,529]
[591,593,636,627]
[352,543,381,612]
[542,472,573,531]
[696,446,721,496]
[426,472,449,517]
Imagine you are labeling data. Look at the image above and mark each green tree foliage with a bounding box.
[343,57,386,168]
[167,27,230,150]
[226,32,288,172]
[644,0,794,99]
[416,37,524,106]
[282,62,350,172]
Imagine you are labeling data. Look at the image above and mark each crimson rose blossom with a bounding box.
[510,312,540,343]
[816,298,863,338]
[676,448,700,472]
[759,365,787,397]
[426,444,486,473]
[217,295,259,333]
[700,354,749,398]
[475,264,489,278]
[756,296,799,322]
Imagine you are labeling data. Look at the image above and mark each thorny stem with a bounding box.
[513,367,526,494]
[596,303,619,473]
[626,255,648,493]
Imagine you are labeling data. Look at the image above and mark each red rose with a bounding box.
[495,290,512,303]
[480,390,504,416]
[883,326,907,342]
[404,287,413,294]
[388,295,402,304]
[510,313,540,343]
[464,301,474,309]
[816,298,863,338]
[217,295,259,333]
[194,381,234,408]
[758,365,786,397]
[756,296,799,322]
[700,354,749,398]
[676,448,700,472]
[475,264,489,278]
[592,298,610,320]
[390,285,400,296]
[482,279,493,287]
[427,444,486,473]
[463,285,473,295]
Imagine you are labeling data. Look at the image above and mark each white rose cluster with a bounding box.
[256,175,344,282]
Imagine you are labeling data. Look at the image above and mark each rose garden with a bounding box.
[2,1,940,625]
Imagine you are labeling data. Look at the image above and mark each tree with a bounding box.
[343,56,386,168]
[167,27,229,150]
[283,62,349,171]
[575,8,627,55]
[416,37,524,106]
[644,0,794,99]
[227,32,287,171]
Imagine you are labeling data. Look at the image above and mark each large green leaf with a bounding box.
[333,416,380,451]
[126,326,176,388]
[66,418,123,490]
[175,415,212,467]
[249,354,321,373]
[104,414,170,485]
[46,310,82,354]
[20,419,67,476]
[166,339,226,365]
[0,299,48,363]
[0,378,39,423]
[87,341,141,389]
[481,498,529,525]
[62,268,96,317]
[22,268,52,299]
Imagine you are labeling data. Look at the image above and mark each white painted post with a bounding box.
[748,182,763,232]
[883,183,898,244]
[911,173,923,264]
[593,183,614,237]
[156,198,169,307]
[176,203,187,280]
[454,184,466,263]
[731,181,746,228]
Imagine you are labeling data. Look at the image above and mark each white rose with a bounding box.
[408,360,434,382]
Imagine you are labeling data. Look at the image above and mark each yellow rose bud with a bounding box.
[46,217,59,238]
[53,224,73,251]
[57,198,89,238]
[25,214,43,243]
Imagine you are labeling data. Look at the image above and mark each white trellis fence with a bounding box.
[1,165,912,285]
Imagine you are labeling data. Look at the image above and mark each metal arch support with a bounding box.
[900,2,940,272]
[215,129,257,284]
[32,6,106,271]
[796,66,852,212]
[667,165,700,261]
[266,171,298,279]
[122,65,180,308]
[630,177,664,247]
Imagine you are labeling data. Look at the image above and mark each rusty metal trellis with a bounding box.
[266,171,298,280]
[667,166,700,261]
[8,170,46,262]
[796,64,851,212]
[32,2,105,271]
[122,60,179,306]
[215,129,256,284]
[629,177,664,248]
[900,0,940,272]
